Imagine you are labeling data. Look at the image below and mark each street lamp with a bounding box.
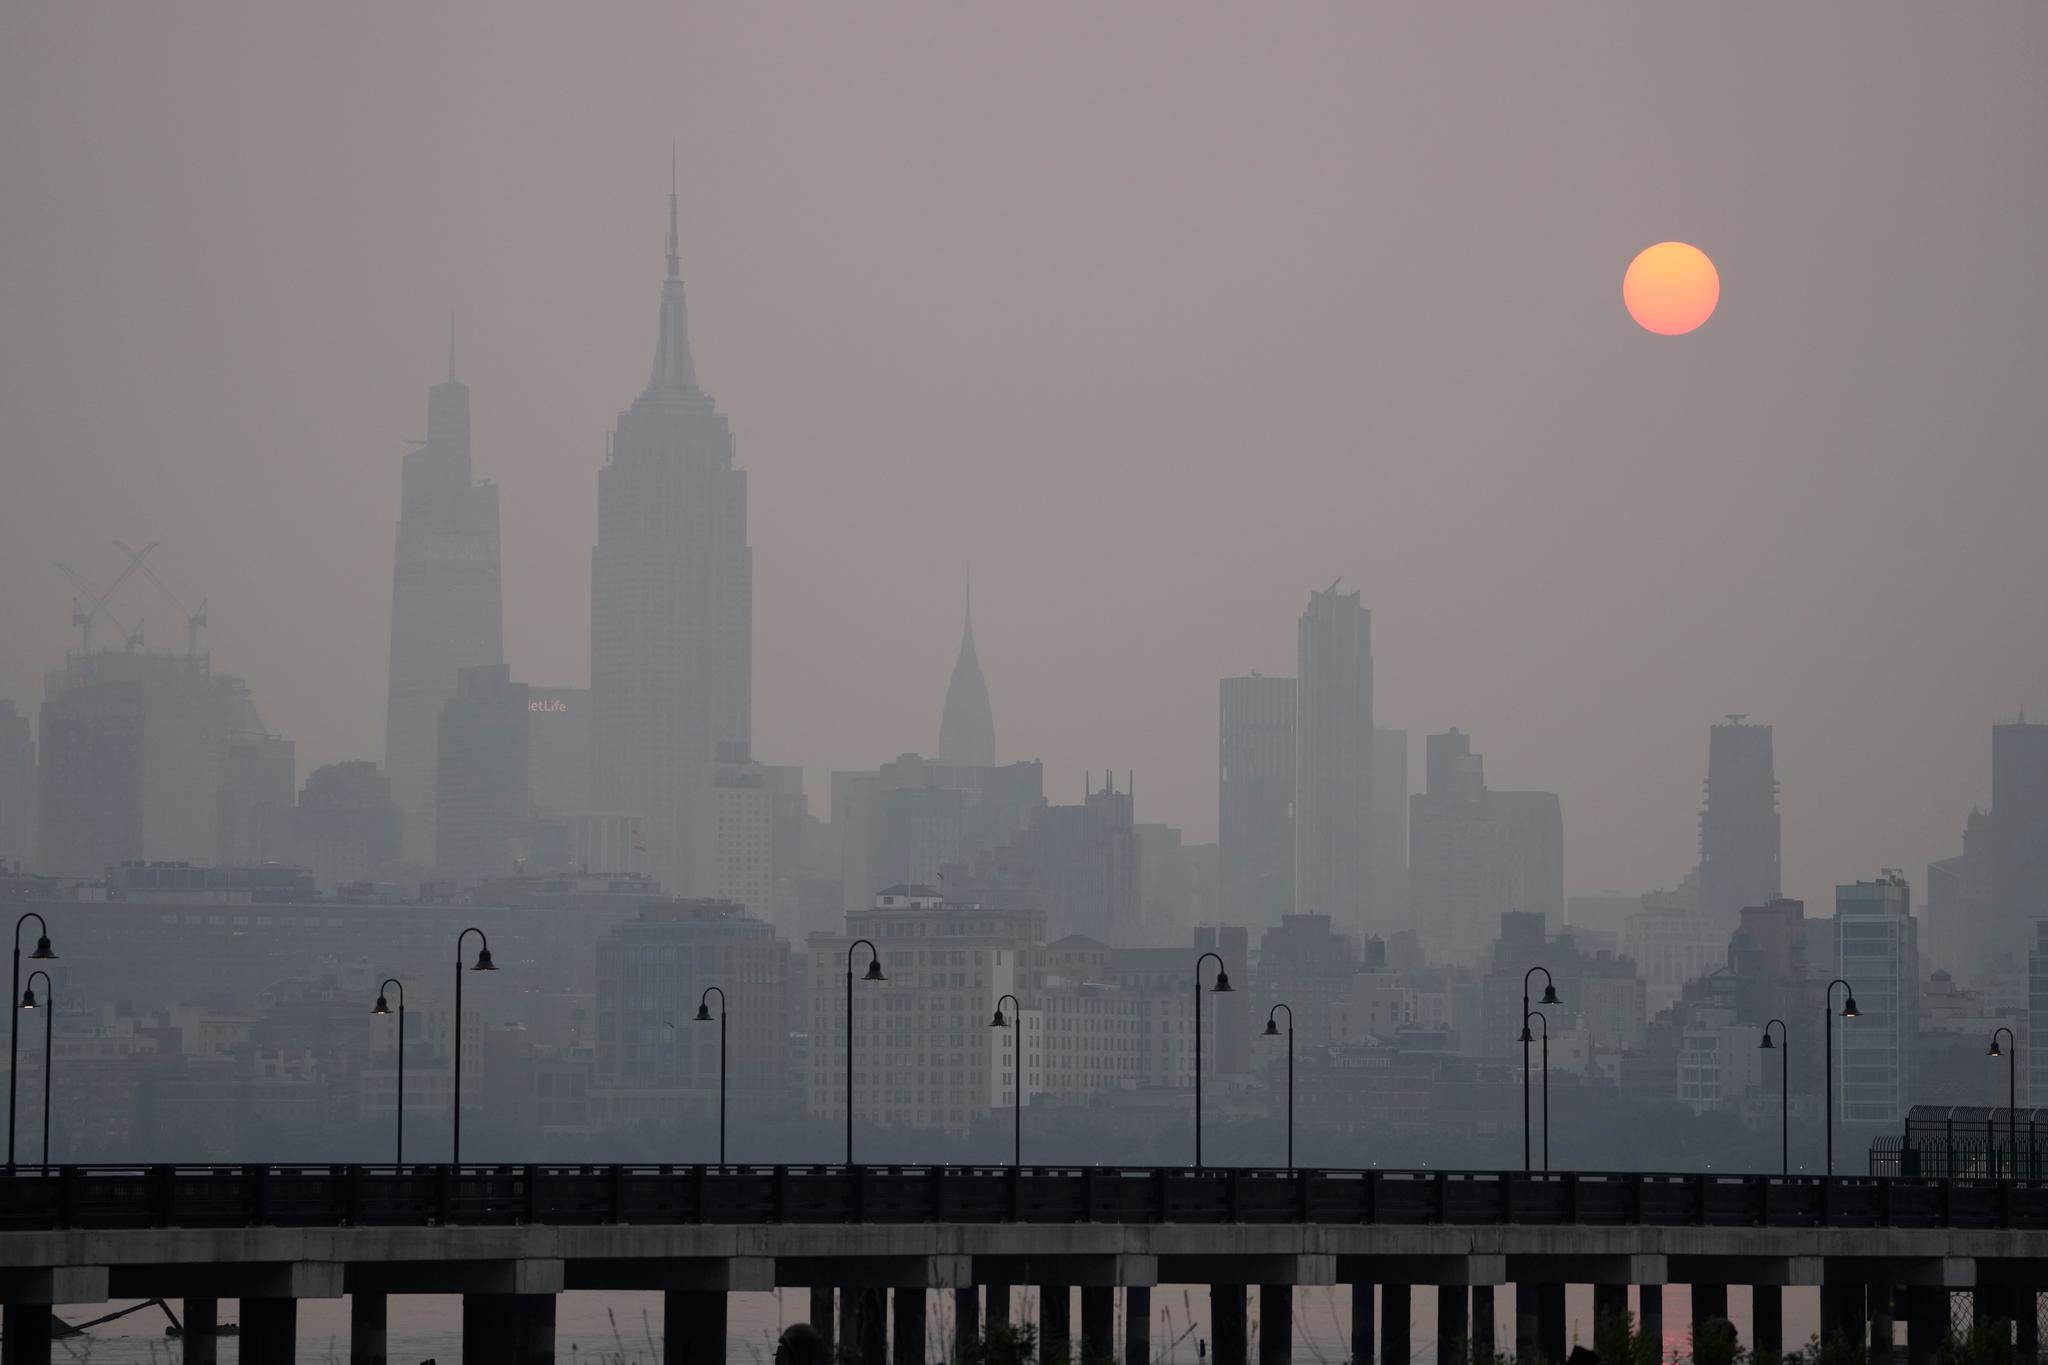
[845,939,885,1166]
[371,979,406,1165]
[693,986,728,1165]
[1759,1019,1788,1176]
[1521,966,1560,1174]
[1518,1010,1551,1172]
[990,993,1022,1167]
[452,928,497,1165]
[1193,951,1233,1169]
[19,972,53,1170]
[8,912,55,1170]
[1823,978,1857,1176]
[1990,1027,2017,1179]
[1262,1004,1295,1169]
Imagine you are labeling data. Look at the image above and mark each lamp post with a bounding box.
[845,939,885,1166]
[1759,1019,1788,1176]
[1990,1027,2018,1179]
[1518,1010,1552,1172]
[19,972,53,1170]
[989,993,1022,1167]
[8,912,56,1170]
[371,979,406,1165]
[693,986,728,1165]
[1521,966,1560,1174]
[1823,978,1858,1176]
[1262,1004,1295,1169]
[452,928,497,1165]
[1193,951,1234,1169]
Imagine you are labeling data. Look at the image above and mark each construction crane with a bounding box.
[114,540,206,655]
[54,543,155,654]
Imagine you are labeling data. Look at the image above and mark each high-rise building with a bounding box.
[1218,675,1294,928]
[2028,922,2048,1108]
[590,171,752,891]
[1931,721,2048,986]
[1371,727,1410,929]
[288,761,401,888]
[592,899,790,1130]
[525,686,592,816]
[1699,717,1780,917]
[1004,774,1139,943]
[0,700,38,866]
[1409,729,1564,963]
[938,587,995,768]
[1295,585,1373,935]
[690,748,805,919]
[1836,872,1919,1126]
[436,664,529,884]
[382,334,504,865]
[39,649,275,879]
[216,733,295,865]
[831,755,1043,913]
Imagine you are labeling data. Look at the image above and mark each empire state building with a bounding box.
[590,171,752,889]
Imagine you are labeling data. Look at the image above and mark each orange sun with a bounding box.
[1623,241,1720,335]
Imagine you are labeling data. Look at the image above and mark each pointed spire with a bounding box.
[648,148,698,391]
[939,576,996,767]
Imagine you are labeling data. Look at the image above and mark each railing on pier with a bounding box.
[2,1164,2047,1233]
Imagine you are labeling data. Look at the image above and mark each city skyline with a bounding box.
[5,6,2048,913]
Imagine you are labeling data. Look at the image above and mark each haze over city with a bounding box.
[3,7,2048,1364]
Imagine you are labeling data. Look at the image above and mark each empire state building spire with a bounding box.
[649,150,698,392]
[938,577,996,768]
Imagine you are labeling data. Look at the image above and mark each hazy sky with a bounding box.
[3,4,2045,909]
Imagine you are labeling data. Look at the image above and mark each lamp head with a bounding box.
[863,958,886,982]
[29,935,55,961]
[1758,1031,1775,1050]
[1211,968,1234,993]
[471,945,497,971]
[989,1006,1007,1028]
[372,994,390,1016]
[693,1002,713,1022]
[18,987,35,1010]
[1518,1025,1535,1044]
[1538,984,1561,1006]
[1841,994,1859,1019]
[1990,1038,2004,1058]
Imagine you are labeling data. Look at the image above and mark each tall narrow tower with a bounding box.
[1295,583,1374,934]
[590,165,753,890]
[938,582,995,768]
[383,326,504,864]
[1698,716,1780,916]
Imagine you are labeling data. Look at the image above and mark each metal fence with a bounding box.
[3,1164,2047,1233]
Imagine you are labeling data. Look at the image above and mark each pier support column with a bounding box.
[1537,1283,1567,1365]
[1079,1286,1113,1364]
[986,1281,1010,1329]
[954,1286,980,1361]
[1824,1284,1868,1350]
[1594,1284,1627,1337]
[1,1305,52,1365]
[1906,1286,1944,1365]
[1262,1284,1295,1365]
[1976,1286,2011,1330]
[244,1297,299,1364]
[350,1291,387,1365]
[1471,1284,1496,1361]
[893,1287,925,1365]
[2019,1291,2040,1363]
[511,1293,556,1365]
[1752,1285,1783,1360]
[810,1287,835,1360]
[1871,1284,1896,1365]
[1639,1284,1664,1353]
[1042,1286,1071,1363]
[183,1296,220,1365]
[855,1287,887,1365]
[1352,1282,1376,1365]
[1693,1282,1730,1329]
[665,1290,726,1365]
[1384,1282,1412,1365]
[1438,1284,1469,1365]
[1126,1285,1151,1365]
[1515,1283,1540,1361]
[1212,1283,1248,1365]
